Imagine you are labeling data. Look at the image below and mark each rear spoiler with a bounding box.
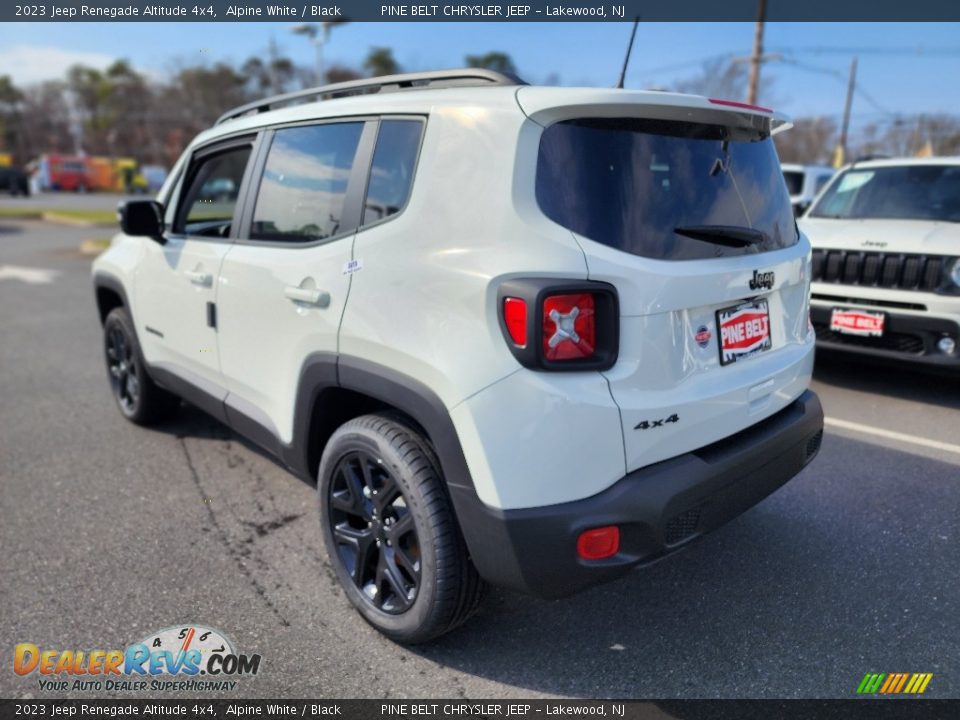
[515,87,792,135]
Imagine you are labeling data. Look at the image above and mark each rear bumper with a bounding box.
[811,305,960,368]
[451,390,823,598]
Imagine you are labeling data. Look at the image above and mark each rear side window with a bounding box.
[251,122,363,242]
[536,118,798,260]
[362,120,423,226]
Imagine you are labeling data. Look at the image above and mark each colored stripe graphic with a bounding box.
[857,673,886,694]
[858,672,932,694]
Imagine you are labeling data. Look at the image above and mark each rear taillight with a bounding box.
[542,293,595,361]
[497,280,618,371]
[502,297,527,347]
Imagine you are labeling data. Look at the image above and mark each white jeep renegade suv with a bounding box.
[93,69,824,642]
[801,158,960,369]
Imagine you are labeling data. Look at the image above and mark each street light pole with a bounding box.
[291,22,348,86]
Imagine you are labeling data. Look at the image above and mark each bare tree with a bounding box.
[775,117,838,165]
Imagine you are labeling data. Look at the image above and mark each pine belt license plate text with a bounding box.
[717,299,772,366]
[830,307,885,337]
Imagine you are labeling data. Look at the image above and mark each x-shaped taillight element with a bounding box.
[547,306,581,348]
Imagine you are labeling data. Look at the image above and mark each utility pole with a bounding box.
[836,56,858,166]
[746,0,767,105]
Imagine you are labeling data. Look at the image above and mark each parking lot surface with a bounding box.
[1,217,957,699]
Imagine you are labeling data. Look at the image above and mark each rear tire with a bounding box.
[102,307,178,426]
[318,414,485,643]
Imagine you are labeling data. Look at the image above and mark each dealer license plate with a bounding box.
[829,308,885,337]
[717,299,772,366]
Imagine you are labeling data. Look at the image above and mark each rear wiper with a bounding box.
[673,224,768,248]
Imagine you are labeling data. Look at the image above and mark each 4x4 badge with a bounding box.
[635,414,679,430]
[749,270,775,291]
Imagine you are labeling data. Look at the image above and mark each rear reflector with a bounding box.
[577,526,620,560]
[708,97,773,114]
[543,293,596,361]
[503,297,527,347]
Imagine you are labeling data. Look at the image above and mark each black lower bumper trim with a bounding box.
[451,390,824,598]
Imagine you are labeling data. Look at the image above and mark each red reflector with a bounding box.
[708,97,773,114]
[577,526,620,560]
[503,297,527,347]
[543,293,596,361]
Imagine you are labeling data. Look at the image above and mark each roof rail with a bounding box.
[215,68,526,125]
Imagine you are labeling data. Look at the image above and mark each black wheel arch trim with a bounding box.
[93,272,132,325]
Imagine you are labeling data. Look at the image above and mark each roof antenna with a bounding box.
[616,18,640,89]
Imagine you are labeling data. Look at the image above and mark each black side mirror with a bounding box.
[793,201,811,218]
[119,200,165,243]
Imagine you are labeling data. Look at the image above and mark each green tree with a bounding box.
[465,51,517,76]
[0,75,25,158]
[363,48,400,78]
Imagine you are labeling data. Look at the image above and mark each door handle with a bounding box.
[284,286,330,307]
[185,270,213,287]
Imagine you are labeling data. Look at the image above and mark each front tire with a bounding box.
[318,414,485,643]
[102,307,178,426]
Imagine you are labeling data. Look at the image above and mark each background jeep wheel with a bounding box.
[102,307,178,426]
[318,414,485,643]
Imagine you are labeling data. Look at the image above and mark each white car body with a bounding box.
[800,158,960,369]
[93,71,823,602]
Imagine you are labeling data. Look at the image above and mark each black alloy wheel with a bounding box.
[328,451,421,614]
[106,323,140,415]
[318,414,486,643]
[101,307,178,426]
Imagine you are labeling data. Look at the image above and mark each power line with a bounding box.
[770,45,960,58]
[775,57,898,118]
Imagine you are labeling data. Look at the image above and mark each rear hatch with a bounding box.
[520,88,813,472]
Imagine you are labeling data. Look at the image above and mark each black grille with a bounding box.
[664,506,702,545]
[811,249,950,292]
[813,322,925,354]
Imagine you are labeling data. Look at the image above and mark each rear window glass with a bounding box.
[783,171,804,196]
[536,118,798,260]
[810,164,960,222]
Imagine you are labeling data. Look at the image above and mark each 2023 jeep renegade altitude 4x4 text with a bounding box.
[93,70,824,643]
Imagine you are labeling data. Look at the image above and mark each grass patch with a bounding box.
[79,238,113,256]
[0,207,118,225]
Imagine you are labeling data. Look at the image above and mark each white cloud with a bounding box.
[0,45,117,85]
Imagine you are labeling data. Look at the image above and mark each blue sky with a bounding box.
[2,21,958,130]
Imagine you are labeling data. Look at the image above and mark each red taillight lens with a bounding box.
[577,526,620,560]
[542,293,596,361]
[503,297,527,347]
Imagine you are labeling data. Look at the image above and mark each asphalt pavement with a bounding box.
[1,216,957,700]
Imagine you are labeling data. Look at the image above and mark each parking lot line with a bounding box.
[825,416,960,457]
